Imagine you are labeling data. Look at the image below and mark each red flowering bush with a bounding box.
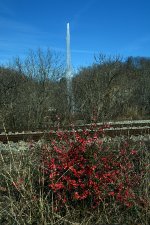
[40,125,147,211]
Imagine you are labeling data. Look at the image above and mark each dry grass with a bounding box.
[0,138,150,225]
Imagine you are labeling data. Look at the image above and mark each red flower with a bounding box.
[49,182,64,191]
[74,191,80,200]
[131,149,137,155]
[68,179,79,188]
[109,191,115,196]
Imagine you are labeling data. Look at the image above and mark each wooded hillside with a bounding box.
[0,51,150,131]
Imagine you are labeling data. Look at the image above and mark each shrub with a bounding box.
[41,125,149,212]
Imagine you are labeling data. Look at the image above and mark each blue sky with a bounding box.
[0,0,150,69]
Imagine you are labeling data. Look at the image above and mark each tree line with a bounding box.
[0,49,150,131]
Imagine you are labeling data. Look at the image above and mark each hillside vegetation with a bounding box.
[0,50,150,131]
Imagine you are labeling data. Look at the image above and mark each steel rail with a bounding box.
[0,126,149,143]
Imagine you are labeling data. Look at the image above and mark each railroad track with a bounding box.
[0,120,150,143]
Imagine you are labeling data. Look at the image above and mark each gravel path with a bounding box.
[0,134,149,151]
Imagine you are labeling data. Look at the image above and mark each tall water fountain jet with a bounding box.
[66,23,74,114]
[66,23,71,78]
